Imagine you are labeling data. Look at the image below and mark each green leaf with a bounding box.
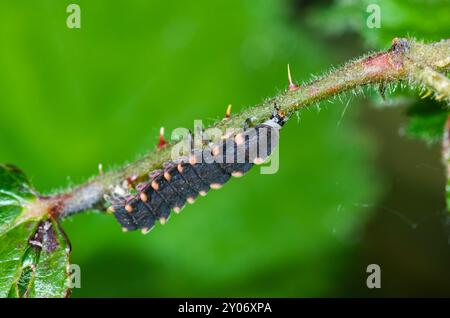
[0,165,71,298]
[0,221,37,297]
[32,219,71,298]
[1,219,71,298]
[0,164,38,236]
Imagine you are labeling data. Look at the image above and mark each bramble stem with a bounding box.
[38,38,450,219]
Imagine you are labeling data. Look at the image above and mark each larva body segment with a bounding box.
[113,205,139,231]
[151,175,185,215]
[142,182,171,220]
[164,164,198,205]
[109,112,285,233]
[129,199,155,230]
[178,162,210,194]
[191,162,231,188]
[253,123,278,163]
[218,137,253,176]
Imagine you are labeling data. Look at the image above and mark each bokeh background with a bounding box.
[1,0,450,297]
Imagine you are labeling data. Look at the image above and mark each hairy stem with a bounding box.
[38,37,450,219]
[411,65,450,101]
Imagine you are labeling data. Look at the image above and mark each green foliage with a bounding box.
[0,221,37,297]
[312,0,450,215]
[0,164,36,236]
[26,219,71,298]
[310,0,450,48]
[0,165,71,297]
[405,100,449,144]
[1,219,71,298]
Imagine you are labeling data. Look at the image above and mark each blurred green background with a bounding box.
[1,0,450,297]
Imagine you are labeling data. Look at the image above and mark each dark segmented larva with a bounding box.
[108,108,287,234]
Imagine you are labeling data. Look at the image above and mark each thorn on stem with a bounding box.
[126,176,138,189]
[98,163,103,176]
[224,104,232,120]
[287,64,299,91]
[157,127,167,150]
